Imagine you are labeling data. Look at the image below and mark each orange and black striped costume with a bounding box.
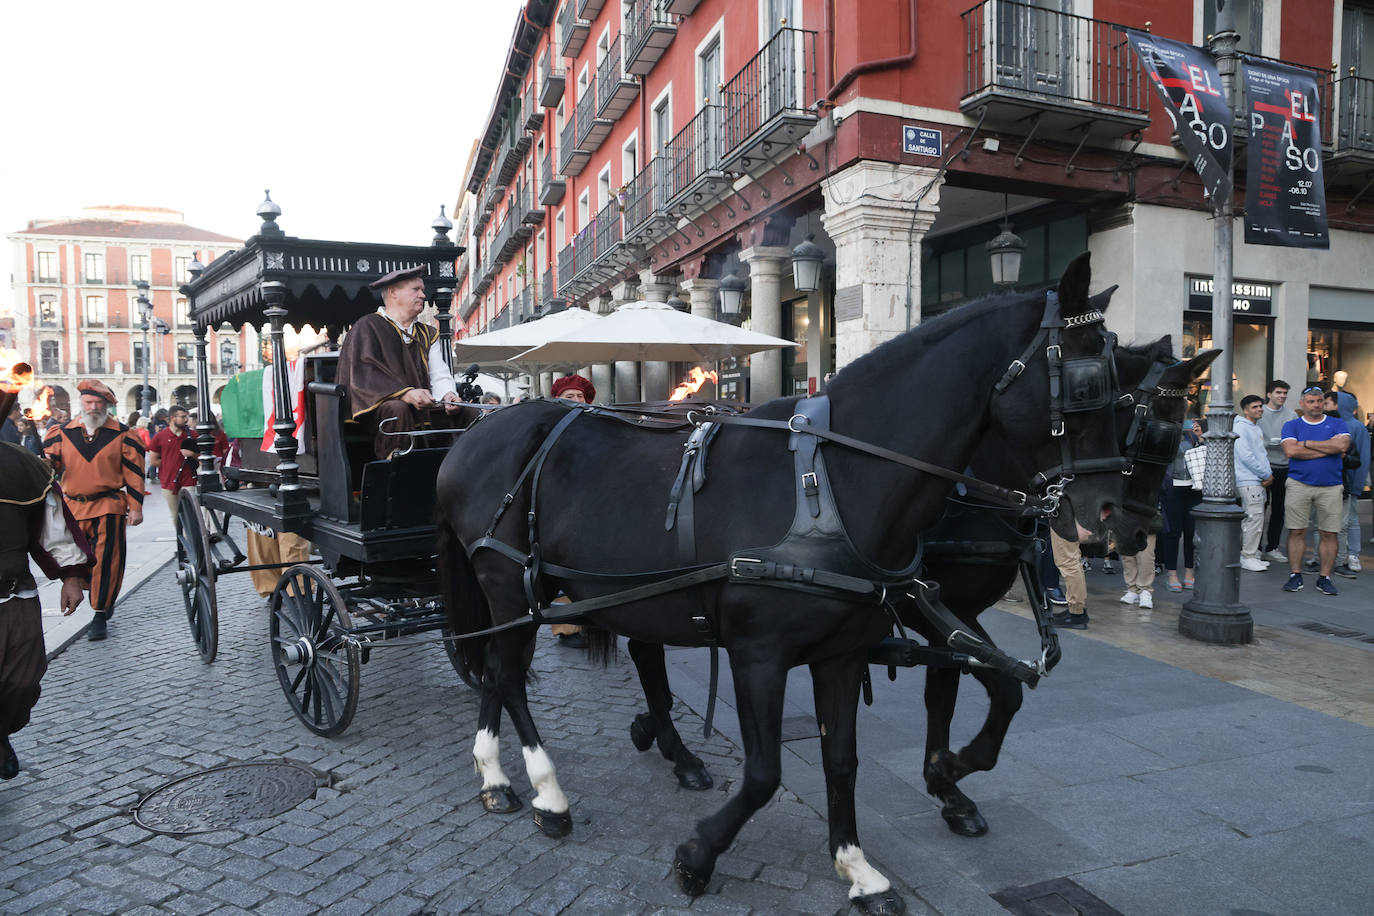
[42,417,146,611]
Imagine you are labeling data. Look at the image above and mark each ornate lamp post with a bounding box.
[136,280,154,417]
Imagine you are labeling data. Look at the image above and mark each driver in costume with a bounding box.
[1,382,93,780]
[337,265,462,459]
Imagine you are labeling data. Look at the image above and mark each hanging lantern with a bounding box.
[790,236,825,293]
[718,272,747,320]
[986,219,1025,288]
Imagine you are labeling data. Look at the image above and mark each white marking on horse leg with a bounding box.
[522,744,569,813]
[472,728,511,790]
[834,844,891,899]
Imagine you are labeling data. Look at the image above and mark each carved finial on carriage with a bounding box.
[257,190,284,238]
[432,204,454,246]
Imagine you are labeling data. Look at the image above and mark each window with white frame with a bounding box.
[700,35,723,107]
[130,254,150,283]
[174,256,191,284]
[177,343,194,374]
[38,295,59,327]
[40,340,60,374]
[221,340,237,373]
[556,210,566,248]
[176,298,191,327]
[36,251,57,283]
[132,341,147,373]
[87,341,107,373]
[653,93,672,155]
[578,190,590,226]
[598,166,612,213]
[1203,0,1262,55]
[84,252,104,283]
[623,136,638,181]
[85,296,107,326]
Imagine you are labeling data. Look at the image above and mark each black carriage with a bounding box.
[174,196,473,736]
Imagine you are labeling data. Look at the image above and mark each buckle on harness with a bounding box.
[801,471,818,493]
[730,557,764,578]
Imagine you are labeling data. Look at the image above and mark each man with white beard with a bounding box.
[41,380,146,641]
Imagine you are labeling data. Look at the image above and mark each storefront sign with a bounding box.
[1241,58,1330,249]
[902,126,942,157]
[1186,276,1273,314]
[1127,31,1233,205]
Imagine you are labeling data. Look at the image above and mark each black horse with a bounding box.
[613,322,1220,833]
[914,342,1219,838]
[436,255,1139,915]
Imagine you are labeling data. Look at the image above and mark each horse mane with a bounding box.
[826,286,1049,397]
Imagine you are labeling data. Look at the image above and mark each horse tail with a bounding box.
[584,624,617,668]
[436,515,489,684]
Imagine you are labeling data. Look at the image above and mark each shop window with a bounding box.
[1308,326,1374,422]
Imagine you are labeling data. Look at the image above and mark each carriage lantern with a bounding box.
[986,218,1025,288]
[717,272,747,321]
[790,236,825,293]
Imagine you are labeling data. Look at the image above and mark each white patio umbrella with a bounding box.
[451,307,603,363]
[511,300,798,364]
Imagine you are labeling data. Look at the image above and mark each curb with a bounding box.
[46,553,178,662]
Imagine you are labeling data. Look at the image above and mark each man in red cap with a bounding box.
[41,379,146,641]
[551,374,595,403]
[337,265,467,459]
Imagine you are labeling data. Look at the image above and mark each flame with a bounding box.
[1,348,34,392]
[669,366,719,401]
[24,386,54,423]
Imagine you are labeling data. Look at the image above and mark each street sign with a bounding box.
[902,126,942,157]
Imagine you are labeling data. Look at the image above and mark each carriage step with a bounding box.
[867,637,969,670]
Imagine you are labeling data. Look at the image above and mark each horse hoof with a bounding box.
[533,806,573,838]
[673,759,714,791]
[940,806,988,837]
[630,712,655,752]
[672,840,713,896]
[479,786,523,814]
[852,890,906,915]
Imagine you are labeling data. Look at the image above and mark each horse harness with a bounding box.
[464,291,1159,691]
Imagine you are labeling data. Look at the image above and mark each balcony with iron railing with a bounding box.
[664,0,700,14]
[626,0,676,76]
[560,104,590,176]
[511,184,535,245]
[622,155,672,242]
[570,217,598,284]
[539,48,566,107]
[516,178,545,227]
[578,0,605,20]
[523,84,545,132]
[558,241,577,296]
[597,35,639,120]
[516,285,532,323]
[496,116,532,187]
[960,0,1150,134]
[1327,73,1374,161]
[454,252,469,288]
[539,265,563,312]
[719,28,819,177]
[665,105,729,217]
[576,72,613,152]
[589,198,625,284]
[540,154,566,206]
[558,0,589,58]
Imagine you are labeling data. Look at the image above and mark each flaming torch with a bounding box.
[669,366,719,402]
[0,348,36,420]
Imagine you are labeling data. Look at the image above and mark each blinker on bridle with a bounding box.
[992,291,1186,514]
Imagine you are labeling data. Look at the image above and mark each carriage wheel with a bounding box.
[174,490,218,664]
[441,627,482,692]
[269,565,360,737]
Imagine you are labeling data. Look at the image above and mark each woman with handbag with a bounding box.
[1159,417,1205,592]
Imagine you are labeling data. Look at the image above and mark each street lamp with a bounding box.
[790,236,825,293]
[718,272,747,321]
[136,280,154,417]
[986,218,1025,288]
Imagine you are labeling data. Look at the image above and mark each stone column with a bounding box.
[739,246,791,403]
[608,282,639,403]
[821,161,942,369]
[680,277,721,321]
[639,270,678,402]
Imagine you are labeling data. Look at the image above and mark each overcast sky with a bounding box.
[1,0,525,310]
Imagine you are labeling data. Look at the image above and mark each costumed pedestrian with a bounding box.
[149,405,196,518]
[548,373,595,648]
[336,265,462,459]
[1,395,93,779]
[41,379,146,641]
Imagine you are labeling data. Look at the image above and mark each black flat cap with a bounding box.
[368,264,427,290]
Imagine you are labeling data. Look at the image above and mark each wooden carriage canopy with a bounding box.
[179,192,464,522]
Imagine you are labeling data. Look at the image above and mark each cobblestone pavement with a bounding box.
[4,534,1374,915]
[3,556,901,916]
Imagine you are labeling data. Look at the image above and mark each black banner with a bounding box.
[1127,31,1233,205]
[1242,59,1330,249]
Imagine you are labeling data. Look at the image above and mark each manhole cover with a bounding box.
[133,762,319,834]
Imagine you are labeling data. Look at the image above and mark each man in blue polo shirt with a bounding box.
[1281,386,1352,595]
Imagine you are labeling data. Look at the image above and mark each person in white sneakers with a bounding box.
[1235,395,1274,572]
[1119,527,1158,609]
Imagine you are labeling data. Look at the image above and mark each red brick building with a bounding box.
[456,1,1374,406]
[8,206,250,416]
